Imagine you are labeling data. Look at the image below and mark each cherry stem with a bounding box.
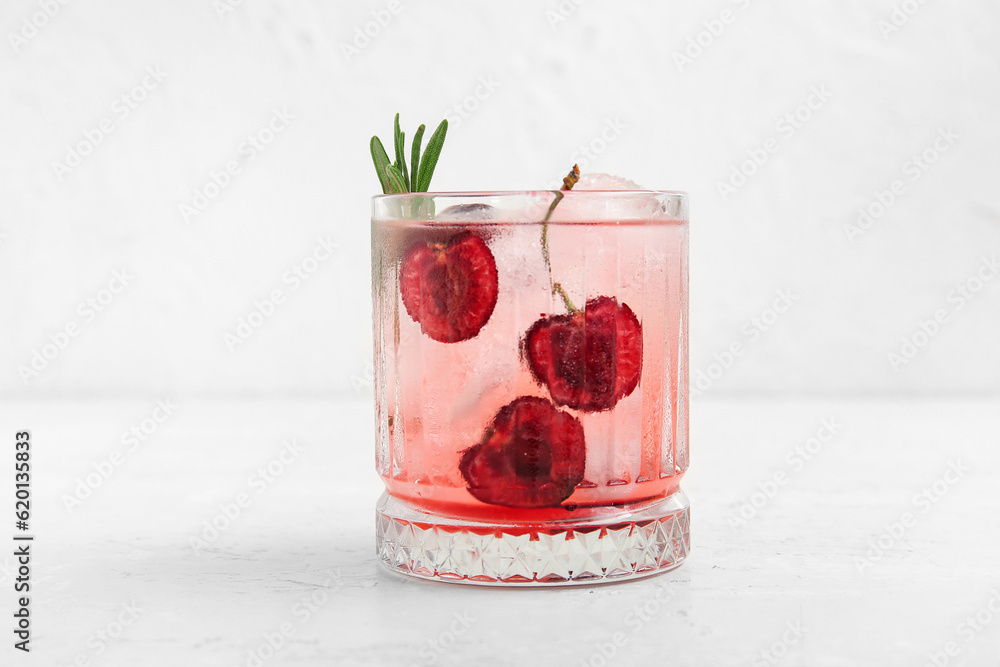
[540,165,580,313]
[552,282,576,313]
[540,192,561,277]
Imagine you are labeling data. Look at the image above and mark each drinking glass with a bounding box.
[371,190,689,585]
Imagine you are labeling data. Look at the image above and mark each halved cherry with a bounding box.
[399,231,498,343]
[523,296,642,412]
[459,396,586,508]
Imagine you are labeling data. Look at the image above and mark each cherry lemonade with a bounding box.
[372,190,689,584]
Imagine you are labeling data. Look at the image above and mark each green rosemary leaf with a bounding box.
[384,164,408,194]
[370,136,392,194]
[416,119,448,192]
[392,114,409,190]
[398,131,409,189]
[410,124,425,192]
[393,113,401,159]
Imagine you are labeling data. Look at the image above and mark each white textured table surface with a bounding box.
[1,397,997,666]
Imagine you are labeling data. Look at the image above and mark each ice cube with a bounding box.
[573,173,645,191]
[546,173,660,222]
[438,202,495,220]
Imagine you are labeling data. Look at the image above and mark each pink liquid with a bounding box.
[373,218,688,525]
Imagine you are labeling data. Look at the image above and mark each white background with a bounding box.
[3,0,998,399]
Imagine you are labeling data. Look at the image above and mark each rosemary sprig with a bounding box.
[542,164,580,312]
[370,113,448,194]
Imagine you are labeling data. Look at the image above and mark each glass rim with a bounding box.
[372,189,688,201]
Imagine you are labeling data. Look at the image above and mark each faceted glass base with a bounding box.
[375,491,690,586]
